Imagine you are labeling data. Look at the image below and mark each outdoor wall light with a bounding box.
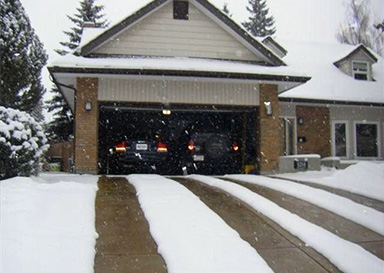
[85,101,92,111]
[162,109,171,115]
[264,101,272,116]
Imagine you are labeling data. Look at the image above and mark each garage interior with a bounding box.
[98,103,258,175]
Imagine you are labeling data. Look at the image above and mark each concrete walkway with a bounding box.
[174,177,342,273]
[272,176,384,213]
[225,177,384,260]
[94,176,166,273]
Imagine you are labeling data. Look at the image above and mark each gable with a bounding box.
[87,1,272,63]
[334,46,377,81]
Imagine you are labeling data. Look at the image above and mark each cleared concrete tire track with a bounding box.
[225,177,384,260]
[94,176,167,273]
[173,177,342,273]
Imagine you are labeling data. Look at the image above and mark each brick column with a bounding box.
[296,106,331,157]
[258,84,280,174]
[75,78,99,174]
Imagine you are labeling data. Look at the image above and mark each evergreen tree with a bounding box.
[46,87,73,141]
[47,0,108,141]
[242,0,276,37]
[0,0,47,119]
[56,0,109,56]
[337,0,384,56]
[222,3,232,17]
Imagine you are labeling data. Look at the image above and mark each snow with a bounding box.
[279,40,384,104]
[274,161,384,202]
[49,54,307,79]
[190,175,384,273]
[127,174,274,273]
[0,174,99,273]
[279,154,320,159]
[226,174,384,236]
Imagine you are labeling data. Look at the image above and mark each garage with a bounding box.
[48,0,310,175]
[98,103,257,175]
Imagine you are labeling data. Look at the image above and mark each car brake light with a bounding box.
[157,141,168,153]
[188,140,195,151]
[115,141,126,153]
[232,142,239,152]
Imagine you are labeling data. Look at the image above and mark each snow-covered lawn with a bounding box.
[0,174,99,273]
[191,175,384,273]
[128,174,274,273]
[226,174,384,236]
[273,161,384,201]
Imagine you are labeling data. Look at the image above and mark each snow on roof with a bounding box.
[279,40,384,104]
[49,54,307,79]
[77,28,106,51]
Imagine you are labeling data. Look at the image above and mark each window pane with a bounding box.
[334,123,347,157]
[354,73,368,80]
[356,124,378,157]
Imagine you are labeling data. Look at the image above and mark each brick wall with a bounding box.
[296,106,331,158]
[258,84,280,174]
[75,78,99,174]
[46,140,74,172]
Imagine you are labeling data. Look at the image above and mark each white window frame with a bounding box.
[353,121,381,159]
[331,120,350,159]
[351,60,370,81]
[280,116,297,156]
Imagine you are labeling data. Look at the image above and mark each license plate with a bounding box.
[193,155,204,161]
[136,144,148,150]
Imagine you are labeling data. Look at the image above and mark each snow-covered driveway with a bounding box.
[2,162,383,273]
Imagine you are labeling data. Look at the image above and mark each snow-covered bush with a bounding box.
[0,106,49,179]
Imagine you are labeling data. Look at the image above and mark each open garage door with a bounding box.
[98,104,257,175]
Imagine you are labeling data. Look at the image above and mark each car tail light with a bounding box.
[157,141,168,153]
[188,140,195,151]
[232,142,239,152]
[115,141,126,153]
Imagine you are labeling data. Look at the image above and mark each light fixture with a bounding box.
[162,109,171,115]
[85,101,92,111]
[264,101,272,116]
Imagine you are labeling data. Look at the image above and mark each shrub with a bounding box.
[0,106,49,179]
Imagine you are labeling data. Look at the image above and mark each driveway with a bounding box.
[94,175,384,273]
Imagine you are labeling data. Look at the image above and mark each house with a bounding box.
[48,0,383,175]
[264,40,383,169]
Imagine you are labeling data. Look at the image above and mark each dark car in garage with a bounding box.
[108,133,169,173]
[180,120,242,175]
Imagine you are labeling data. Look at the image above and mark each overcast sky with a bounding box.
[19,0,383,92]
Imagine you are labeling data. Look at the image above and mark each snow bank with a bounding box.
[227,175,384,236]
[191,175,384,273]
[128,174,273,273]
[0,176,99,273]
[275,161,384,202]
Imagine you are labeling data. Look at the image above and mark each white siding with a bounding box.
[279,103,296,117]
[330,105,384,159]
[94,2,260,62]
[98,78,259,106]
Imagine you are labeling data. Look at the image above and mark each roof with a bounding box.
[49,55,308,82]
[77,0,285,66]
[333,44,378,67]
[279,41,384,105]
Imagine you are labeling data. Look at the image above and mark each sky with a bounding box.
[19,0,383,106]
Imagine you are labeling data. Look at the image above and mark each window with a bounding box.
[332,121,349,157]
[173,1,189,20]
[355,123,379,157]
[279,117,296,156]
[352,61,369,81]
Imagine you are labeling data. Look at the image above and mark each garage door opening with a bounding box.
[98,104,257,175]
